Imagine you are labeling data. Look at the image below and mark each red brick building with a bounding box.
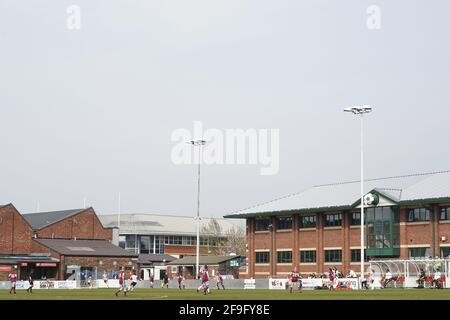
[0,204,137,281]
[224,171,450,278]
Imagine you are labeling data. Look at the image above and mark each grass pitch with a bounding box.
[0,288,449,300]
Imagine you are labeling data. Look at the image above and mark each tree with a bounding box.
[225,226,246,256]
[200,218,246,256]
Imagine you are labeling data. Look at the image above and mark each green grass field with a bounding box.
[0,288,449,300]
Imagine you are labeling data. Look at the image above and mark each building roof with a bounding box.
[0,254,60,264]
[167,255,240,266]
[225,171,450,218]
[34,239,137,257]
[138,254,177,265]
[98,213,238,236]
[22,209,88,230]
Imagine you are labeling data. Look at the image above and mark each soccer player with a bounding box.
[115,267,127,296]
[177,273,185,290]
[149,273,154,288]
[102,270,109,288]
[215,271,225,290]
[162,274,169,288]
[127,271,138,292]
[27,273,34,293]
[289,267,302,293]
[197,265,210,295]
[328,268,335,291]
[417,268,426,288]
[87,275,93,289]
[382,269,393,288]
[432,269,442,289]
[8,266,18,294]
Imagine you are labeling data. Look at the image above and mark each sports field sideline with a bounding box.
[0,288,449,300]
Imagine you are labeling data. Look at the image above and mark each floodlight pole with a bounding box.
[359,112,365,284]
[344,105,372,286]
[188,139,206,279]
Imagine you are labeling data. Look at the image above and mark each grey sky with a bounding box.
[1,1,449,223]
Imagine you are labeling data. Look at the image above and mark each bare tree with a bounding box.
[225,226,246,256]
[200,219,246,256]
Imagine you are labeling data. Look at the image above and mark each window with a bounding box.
[277,217,292,230]
[324,250,342,263]
[255,218,271,231]
[409,247,431,259]
[408,208,430,222]
[125,235,138,253]
[366,206,400,254]
[350,249,367,262]
[440,207,450,221]
[139,236,150,254]
[324,213,342,227]
[300,215,316,229]
[300,250,316,263]
[350,212,361,226]
[255,252,270,264]
[277,251,292,263]
[441,247,450,259]
[118,235,126,249]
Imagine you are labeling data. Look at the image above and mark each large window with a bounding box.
[440,207,450,221]
[408,208,430,222]
[324,213,342,227]
[277,251,292,263]
[350,249,367,262]
[366,206,400,256]
[255,252,270,264]
[139,236,151,254]
[125,235,138,253]
[255,218,271,231]
[277,217,292,230]
[350,212,361,226]
[300,215,316,229]
[300,250,316,263]
[324,250,342,263]
[409,247,431,259]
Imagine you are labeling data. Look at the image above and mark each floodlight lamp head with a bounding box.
[187,139,207,146]
[344,105,373,115]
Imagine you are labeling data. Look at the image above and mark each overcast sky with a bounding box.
[0,0,449,223]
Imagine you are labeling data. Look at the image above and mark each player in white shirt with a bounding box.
[102,271,109,288]
[382,269,393,288]
[127,271,139,292]
[432,269,442,289]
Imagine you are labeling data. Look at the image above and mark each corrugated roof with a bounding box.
[98,213,238,236]
[225,171,450,218]
[22,209,87,230]
[34,239,137,257]
[167,255,240,266]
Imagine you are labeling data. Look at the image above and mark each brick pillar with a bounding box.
[270,216,276,277]
[342,211,349,274]
[247,218,255,278]
[317,213,324,274]
[293,214,299,270]
[59,255,65,280]
[432,204,439,258]
[399,208,408,259]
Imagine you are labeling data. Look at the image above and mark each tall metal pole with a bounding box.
[360,113,365,282]
[196,145,202,279]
